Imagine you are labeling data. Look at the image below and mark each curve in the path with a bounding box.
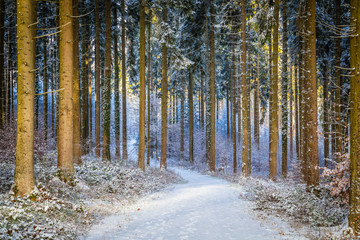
[86,168,305,240]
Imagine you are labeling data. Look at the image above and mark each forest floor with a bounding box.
[0,152,181,239]
[86,166,307,239]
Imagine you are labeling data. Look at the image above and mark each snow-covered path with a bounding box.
[86,168,303,240]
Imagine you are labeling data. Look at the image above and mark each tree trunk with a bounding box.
[102,0,112,161]
[95,0,101,157]
[241,0,249,176]
[289,65,293,161]
[138,0,146,170]
[334,0,342,156]
[0,0,4,128]
[81,23,89,155]
[304,0,319,186]
[121,0,128,160]
[209,1,216,172]
[114,6,121,158]
[231,31,237,173]
[43,39,48,141]
[189,71,194,163]
[281,0,288,178]
[180,88,185,161]
[349,0,360,233]
[160,5,168,170]
[146,9,152,165]
[73,0,82,164]
[269,0,279,181]
[58,0,74,180]
[200,73,205,131]
[295,65,300,161]
[254,46,260,149]
[14,0,36,196]
[205,6,211,164]
[323,60,330,167]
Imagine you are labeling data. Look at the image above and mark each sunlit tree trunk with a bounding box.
[73,0,82,164]
[304,0,318,186]
[95,0,101,157]
[138,0,146,170]
[189,71,194,163]
[349,0,360,233]
[58,0,74,180]
[241,0,249,176]
[121,0,128,160]
[14,0,36,196]
[281,0,288,178]
[160,4,168,170]
[269,0,279,181]
[102,0,111,161]
[114,6,121,158]
[147,9,152,165]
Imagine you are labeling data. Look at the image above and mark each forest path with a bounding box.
[86,167,304,240]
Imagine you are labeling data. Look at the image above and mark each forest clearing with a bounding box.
[1,0,360,239]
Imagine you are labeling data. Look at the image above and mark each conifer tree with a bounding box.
[14,0,36,196]
[138,0,146,170]
[103,0,112,161]
[58,0,74,180]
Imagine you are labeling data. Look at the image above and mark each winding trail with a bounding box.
[86,168,304,240]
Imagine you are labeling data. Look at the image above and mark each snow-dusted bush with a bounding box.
[0,154,181,239]
[237,177,347,228]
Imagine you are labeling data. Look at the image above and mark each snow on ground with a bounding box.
[86,167,306,240]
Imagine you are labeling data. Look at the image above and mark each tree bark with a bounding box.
[81,22,89,155]
[269,0,279,181]
[58,0,74,180]
[14,0,36,196]
[95,0,101,157]
[114,6,121,158]
[349,0,360,233]
[43,39,48,141]
[209,1,216,172]
[304,0,319,186]
[231,30,237,173]
[0,0,4,128]
[121,0,128,160]
[73,0,82,164]
[102,0,112,161]
[281,0,288,178]
[254,45,260,149]
[334,0,342,156]
[323,60,330,167]
[241,0,249,176]
[200,73,205,131]
[160,4,168,170]
[189,71,194,163]
[147,9,152,165]
[180,87,185,161]
[138,0,146,170]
